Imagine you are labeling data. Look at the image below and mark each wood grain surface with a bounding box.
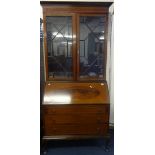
[43,82,110,104]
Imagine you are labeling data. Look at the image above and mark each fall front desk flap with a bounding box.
[43,82,110,105]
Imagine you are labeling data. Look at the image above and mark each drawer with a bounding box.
[43,105,109,115]
[44,124,108,136]
[44,114,109,124]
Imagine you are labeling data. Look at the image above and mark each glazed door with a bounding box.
[77,15,107,80]
[43,12,107,81]
[45,15,76,80]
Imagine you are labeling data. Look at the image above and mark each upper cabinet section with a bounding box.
[41,3,110,81]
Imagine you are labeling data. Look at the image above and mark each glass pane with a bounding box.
[79,16,105,79]
[46,16,73,79]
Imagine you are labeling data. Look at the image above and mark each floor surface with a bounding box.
[41,129,114,155]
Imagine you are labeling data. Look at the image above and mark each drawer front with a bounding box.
[43,105,109,115]
[42,105,109,137]
[44,124,108,136]
[44,114,109,124]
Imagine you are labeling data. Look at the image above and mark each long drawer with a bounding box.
[42,104,110,137]
[43,105,109,115]
[44,124,108,136]
[44,114,109,124]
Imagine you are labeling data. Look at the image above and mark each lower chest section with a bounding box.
[42,104,110,138]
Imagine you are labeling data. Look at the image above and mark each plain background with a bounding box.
[0,0,155,155]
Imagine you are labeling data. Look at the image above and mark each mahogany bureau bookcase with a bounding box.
[41,1,112,151]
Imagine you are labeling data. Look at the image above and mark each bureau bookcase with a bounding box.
[41,1,112,150]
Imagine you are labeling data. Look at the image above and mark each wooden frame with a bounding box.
[43,13,76,81]
[42,4,109,82]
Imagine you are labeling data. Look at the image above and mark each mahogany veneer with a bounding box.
[42,82,110,140]
[41,2,112,147]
